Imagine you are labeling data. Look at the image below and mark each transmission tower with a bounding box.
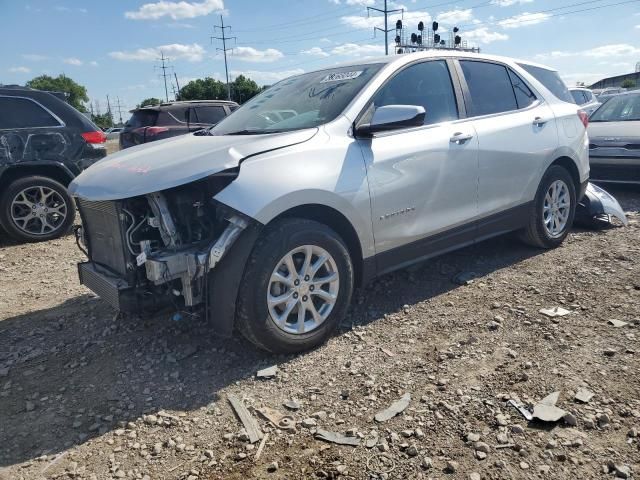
[174,72,182,100]
[212,15,236,101]
[156,51,172,103]
[368,0,403,56]
[106,94,113,124]
[115,97,125,125]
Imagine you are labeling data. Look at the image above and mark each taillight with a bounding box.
[146,126,169,136]
[81,130,107,144]
[578,110,589,128]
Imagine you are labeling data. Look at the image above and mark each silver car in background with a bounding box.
[569,87,600,115]
[70,51,589,353]
[588,90,640,184]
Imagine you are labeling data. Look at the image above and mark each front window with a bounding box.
[590,94,640,122]
[211,64,383,135]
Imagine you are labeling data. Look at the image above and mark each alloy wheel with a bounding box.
[267,245,340,335]
[10,186,68,236]
[543,180,571,238]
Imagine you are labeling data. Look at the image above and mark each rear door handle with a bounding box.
[450,132,474,145]
[533,117,548,127]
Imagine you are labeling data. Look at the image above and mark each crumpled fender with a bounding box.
[575,182,628,227]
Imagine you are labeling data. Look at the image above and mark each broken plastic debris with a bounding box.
[315,429,361,446]
[507,399,533,421]
[374,393,411,422]
[608,319,628,328]
[256,365,278,379]
[575,388,594,403]
[227,394,263,444]
[532,391,568,422]
[539,307,571,318]
[256,406,295,431]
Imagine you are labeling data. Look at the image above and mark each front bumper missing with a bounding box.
[79,215,249,313]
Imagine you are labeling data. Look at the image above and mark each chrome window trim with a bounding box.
[0,94,66,130]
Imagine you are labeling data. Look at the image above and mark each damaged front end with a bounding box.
[75,171,257,317]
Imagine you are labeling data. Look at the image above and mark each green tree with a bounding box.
[621,78,636,89]
[137,97,162,108]
[92,113,113,130]
[26,74,89,112]
[178,77,227,101]
[230,75,261,104]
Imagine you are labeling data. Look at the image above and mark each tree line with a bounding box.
[20,73,266,130]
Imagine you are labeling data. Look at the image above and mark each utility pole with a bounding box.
[368,0,403,55]
[171,84,178,101]
[156,51,171,103]
[115,97,124,125]
[106,94,113,124]
[212,15,236,101]
[174,72,181,100]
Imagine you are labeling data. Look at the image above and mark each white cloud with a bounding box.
[89,61,99,67]
[498,12,550,28]
[341,8,431,30]
[437,9,473,25]
[635,24,640,29]
[536,44,640,60]
[166,22,196,28]
[491,0,533,6]
[331,43,385,56]
[330,0,375,4]
[109,43,206,62]
[232,46,284,63]
[301,47,330,57]
[463,27,509,44]
[125,0,224,20]
[231,68,304,85]
[9,66,31,74]
[22,54,48,61]
[63,57,83,66]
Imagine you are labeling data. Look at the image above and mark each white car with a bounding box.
[70,51,589,353]
[569,87,600,116]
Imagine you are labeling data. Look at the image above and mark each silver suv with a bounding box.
[70,51,589,353]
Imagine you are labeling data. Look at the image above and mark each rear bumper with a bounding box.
[589,159,640,184]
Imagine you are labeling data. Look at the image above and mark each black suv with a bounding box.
[119,100,238,149]
[0,86,107,242]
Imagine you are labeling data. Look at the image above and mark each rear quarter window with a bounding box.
[0,96,61,129]
[127,110,158,128]
[518,64,574,104]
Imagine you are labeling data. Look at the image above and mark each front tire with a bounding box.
[236,218,354,353]
[520,165,576,249]
[0,176,74,243]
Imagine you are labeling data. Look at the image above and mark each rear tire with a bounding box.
[519,165,576,249]
[236,218,354,354]
[0,176,74,243]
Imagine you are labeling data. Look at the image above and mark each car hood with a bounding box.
[588,121,640,144]
[69,129,318,200]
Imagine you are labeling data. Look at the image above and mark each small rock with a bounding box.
[563,413,578,426]
[475,451,487,460]
[235,452,247,461]
[421,457,433,469]
[406,445,418,457]
[25,401,35,412]
[256,366,278,378]
[597,413,610,427]
[609,319,629,328]
[496,433,510,444]
[603,349,617,357]
[153,443,162,455]
[283,399,300,411]
[301,418,317,428]
[469,473,481,480]
[267,461,278,472]
[444,460,459,473]
[628,428,638,438]
[614,465,631,479]
[520,461,530,470]
[495,414,509,427]
[487,321,500,331]
[475,442,490,453]
[575,389,594,403]
[466,432,481,442]
[511,425,524,434]
[144,415,158,425]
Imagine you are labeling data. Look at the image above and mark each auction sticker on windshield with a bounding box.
[320,71,363,83]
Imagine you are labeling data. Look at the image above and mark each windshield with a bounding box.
[590,94,640,122]
[211,64,383,135]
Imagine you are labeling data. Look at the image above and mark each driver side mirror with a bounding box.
[356,105,426,137]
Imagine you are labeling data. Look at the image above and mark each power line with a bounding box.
[368,0,404,55]
[212,14,236,101]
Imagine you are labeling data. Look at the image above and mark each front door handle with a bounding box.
[450,132,474,145]
[533,117,548,127]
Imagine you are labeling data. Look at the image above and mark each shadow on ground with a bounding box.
[0,184,637,467]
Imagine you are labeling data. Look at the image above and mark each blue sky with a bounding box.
[1,0,639,113]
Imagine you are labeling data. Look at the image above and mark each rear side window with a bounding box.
[508,70,537,109]
[518,64,574,103]
[194,106,226,124]
[0,97,60,129]
[127,110,158,128]
[371,60,458,125]
[156,111,180,126]
[570,90,586,105]
[460,61,517,116]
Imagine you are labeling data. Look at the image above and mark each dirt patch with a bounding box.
[1,186,639,480]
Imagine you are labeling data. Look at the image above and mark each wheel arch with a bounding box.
[271,204,369,287]
[0,162,75,188]
[549,156,581,192]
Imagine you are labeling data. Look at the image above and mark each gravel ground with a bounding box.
[0,186,639,480]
